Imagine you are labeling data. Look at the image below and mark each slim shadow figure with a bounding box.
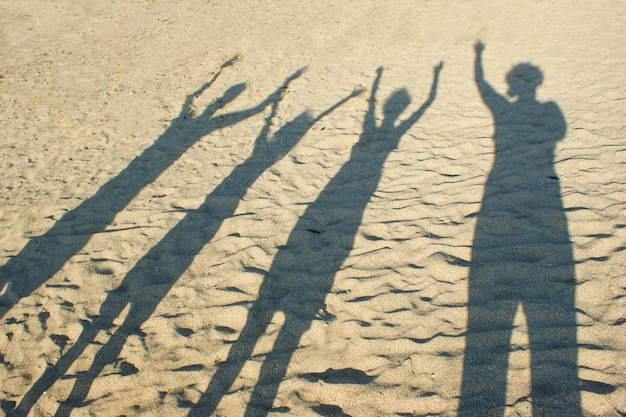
[7,68,324,417]
[0,56,286,318]
[458,41,581,416]
[189,63,443,417]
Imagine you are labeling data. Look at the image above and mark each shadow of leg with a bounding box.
[188,308,275,417]
[459,298,517,417]
[54,305,151,417]
[243,311,317,417]
[8,325,100,417]
[526,290,581,417]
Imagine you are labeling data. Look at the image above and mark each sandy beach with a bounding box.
[1,1,625,416]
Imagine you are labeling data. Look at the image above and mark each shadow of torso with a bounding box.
[473,100,571,278]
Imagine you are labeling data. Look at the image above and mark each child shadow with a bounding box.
[188,63,443,417]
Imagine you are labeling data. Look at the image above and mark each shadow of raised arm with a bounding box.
[474,41,507,112]
[397,61,443,135]
[179,55,240,120]
[210,66,308,130]
[363,66,384,132]
[253,85,364,161]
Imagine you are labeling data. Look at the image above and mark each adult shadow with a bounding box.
[458,41,582,417]
[7,67,321,417]
[188,63,443,417]
[0,56,287,318]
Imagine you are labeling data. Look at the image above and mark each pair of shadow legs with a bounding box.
[189,285,328,417]
[459,266,581,417]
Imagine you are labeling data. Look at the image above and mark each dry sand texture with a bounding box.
[0,1,625,416]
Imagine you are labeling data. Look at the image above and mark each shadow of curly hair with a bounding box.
[506,63,544,90]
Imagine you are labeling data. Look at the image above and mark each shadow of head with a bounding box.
[506,63,543,99]
[221,82,247,103]
[263,110,314,153]
[383,88,411,125]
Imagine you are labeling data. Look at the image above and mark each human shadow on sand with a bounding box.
[0,56,288,318]
[458,41,582,417]
[187,63,443,417]
[8,67,364,417]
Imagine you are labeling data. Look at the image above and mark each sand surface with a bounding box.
[1,1,625,416]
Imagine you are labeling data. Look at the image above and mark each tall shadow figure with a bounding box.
[458,41,581,417]
[189,63,443,417]
[7,68,328,417]
[0,56,287,318]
